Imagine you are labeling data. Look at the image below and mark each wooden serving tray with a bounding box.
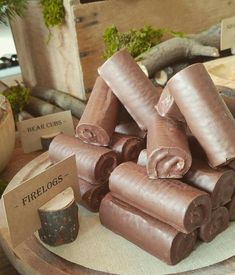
[0,149,235,274]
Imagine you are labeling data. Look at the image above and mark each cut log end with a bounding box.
[137,62,149,77]
[40,131,61,151]
[152,70,168,86]
[38,187,79,246]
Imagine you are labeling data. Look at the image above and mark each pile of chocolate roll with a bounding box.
[49,49,235,265]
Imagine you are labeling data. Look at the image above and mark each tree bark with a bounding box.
[25,96,64,116]
[138,24,220,77]
[31,86,86,119]
[38,187,79,246]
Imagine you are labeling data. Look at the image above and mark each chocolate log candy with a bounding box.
[184,159,235,209]
[137,149,147,167]
[49,134,117,183]
[188,136,207,160]
[100,194,197,265]
[109,162,212,233]
[115,121,146,139]
[98,49,162,131]
[76,77,119,146]
[226,195,235,221]
[156,86,235,122]
[110,133,144,163]
[78,178,109,212]
[38,187,79,246]
[166,63,235,167]
[156,86,185,122]
[147,114,192,178]
[199,207,229,242]
[229,160,235,170]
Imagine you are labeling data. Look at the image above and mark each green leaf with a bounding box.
[3,83,30,122]
[40,0,65,28]
[103,25,185,59]
[0,0,29,25]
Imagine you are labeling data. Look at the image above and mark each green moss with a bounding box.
[0,179,7,198]
[3,83,30,121]
[103,25,185,59]
[40,0,65,29]
[0,0,28,25]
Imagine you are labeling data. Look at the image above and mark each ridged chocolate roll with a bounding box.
[100,194,197,265]
[229,160,235,170]
[199,207,229,242]
[76,77,119,146]
[188,136,207,160]
[98,49,161,131]
[49,134,117,183]
[166,63,235,167]
[184,159,235,209]
[226,195,235,221]
[157,87,235,122]
[147,114,192,178]
[115,121,146,139]
[78,178,109,212]
[156,86,185,122]
[110,133,144,163]
[137,149,147,167]
[109,162,211,233]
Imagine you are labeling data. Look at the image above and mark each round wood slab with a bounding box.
[1,152,235,275]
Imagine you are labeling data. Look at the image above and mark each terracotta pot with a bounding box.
[0,96,15,172]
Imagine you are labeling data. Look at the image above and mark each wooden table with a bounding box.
[1,138,235,275]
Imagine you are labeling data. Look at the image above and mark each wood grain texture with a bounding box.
[10,0,86,100]
[1,137,235,274]
[0,245,19,275]
[74,0,235,91]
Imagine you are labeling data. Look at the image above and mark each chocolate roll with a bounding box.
[115,121,146,139]
[100,194,197,265]
[78,178,109,212]
[109,162,211,233]
[188,135,207,160]
[98,49,162,131]
[199,207,229,242]
[147,114,192,178]
[229,160,235,170]
[156,87,235,122]
[226,194,235,221]
[156,86,185,122]
[76,77,119,146]
[166,63,235,167]
[137,149,147,167]
[184,159,235,209]
[110,133,144,163]
[49,134,117,183]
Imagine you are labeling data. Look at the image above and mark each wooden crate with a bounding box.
[11,0,235,100]
[74,0,235,93]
